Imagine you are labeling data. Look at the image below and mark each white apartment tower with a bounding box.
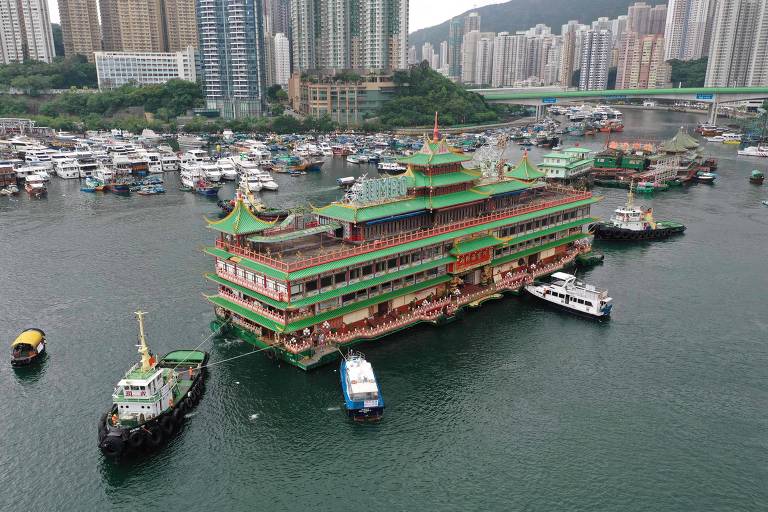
[274,32,291,88]
[0,0,55,63]
[705,0,768,87]
[664,0,714,61]
[579,29,610,91]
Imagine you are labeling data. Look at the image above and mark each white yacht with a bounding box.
[15,165,51,182]
[737,145,768,157]
[54,158,81,179]
[240,171,263,192]
[23,148,56,170]
[180,163,204,188]
[216,158,239,181]
[256,170,278,191]
[77,157,99,178]
[94,165,114,183]
[143,152,164,174]
[525,272,613,319]
[199,162,222,182]
[377,161,407,173]
[181,149,209,164]
[318,143,334,156]
[160,154,180,172]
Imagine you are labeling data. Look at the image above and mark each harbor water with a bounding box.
[1,110,766,511]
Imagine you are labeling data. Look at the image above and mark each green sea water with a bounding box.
[1,110,766,511]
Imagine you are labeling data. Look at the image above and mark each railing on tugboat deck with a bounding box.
[215,187,593,274]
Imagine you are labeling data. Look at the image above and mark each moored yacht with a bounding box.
[340,351,384,422]
[216,159,238,181]
[525,272,613,319]
[54,159,81,179]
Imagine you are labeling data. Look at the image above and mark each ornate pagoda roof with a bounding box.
[399,136,472,167]
[660,127,699,153]
[207,197,276,235]
[506,152,546,181]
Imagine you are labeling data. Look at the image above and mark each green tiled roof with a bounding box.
[315,197,427,223]
[205,197,600,281]
[493,233,592,266]
[248,222,340,243]
[407,169,480,188]
[563,147,592,154]
[451,235,502,254]
[474,179,536,195]
[501,217,597,248]
[398,138,473,167]
[207,199,276,235]
[506,154,546,180]
[427,189,488,209]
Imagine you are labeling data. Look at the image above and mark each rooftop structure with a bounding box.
[204,119,599,370]
[537,147,594,180]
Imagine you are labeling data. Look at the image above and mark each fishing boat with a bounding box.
[696,171,716,184]
[525,272,613,319]
[10,328,46,367]
[590,184,685,240]
[194,178,220,197]
[377,161,407,174]
[98,312,208,458]
[137,185,166,195]
[340,351,384,422]
[25,174,47,197]
[346,155,362,164]
[337,176,356,188]
[749,170,764,184]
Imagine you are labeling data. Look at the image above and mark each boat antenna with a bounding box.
[433,112,440,143]
[627,181,635,208]
[135,311,153,372]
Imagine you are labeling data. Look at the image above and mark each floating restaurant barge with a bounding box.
[203,132,599,370]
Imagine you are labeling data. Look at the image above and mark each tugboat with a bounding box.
[98,312,208,458]
[749,170,764,185]
[590,184,685,241]
[11,328,46,367]
[340,351,384,422]
[525,272,613,319]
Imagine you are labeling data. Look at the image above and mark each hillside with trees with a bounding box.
[668,58,708,88]
[409,0,666,50]
[0,56,97,94]
[376,62,501,128]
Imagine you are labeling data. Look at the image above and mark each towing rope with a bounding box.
[198,344,276,370]
[171,319,231,370]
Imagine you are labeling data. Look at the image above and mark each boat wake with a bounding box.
[326,406,341,411]
[249,413,259,421]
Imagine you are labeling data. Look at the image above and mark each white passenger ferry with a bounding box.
[525,272,613,319]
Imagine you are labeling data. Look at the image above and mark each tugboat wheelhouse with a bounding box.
[204,129,600,370]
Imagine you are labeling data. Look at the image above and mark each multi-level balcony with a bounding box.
[215,185,592,274]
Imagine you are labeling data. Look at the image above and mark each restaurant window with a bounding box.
[334,271,346,284]
[320,275,333,288]
[305,279,318,292]
[362,265,373,276]
[387,258,398,269]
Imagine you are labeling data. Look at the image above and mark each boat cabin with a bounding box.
[112,366,174,425]
[345,358,379,402]
[11,328,46,366]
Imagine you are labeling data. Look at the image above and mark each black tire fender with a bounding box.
[128,430,145,449]
[160,415,176,435]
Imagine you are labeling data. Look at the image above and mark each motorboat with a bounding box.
[738,146,768,157]
[216,159,238,181]
[200,163,223,182]
[340,351,384,422]
[25,174,47,197]
[11,328,46,367]
[525,272,613,319]
[241,171,263,192]
[54,159,81,179]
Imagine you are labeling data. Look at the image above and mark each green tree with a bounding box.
[668,58,708,88]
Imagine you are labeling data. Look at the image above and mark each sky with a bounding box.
[47,0,507,32]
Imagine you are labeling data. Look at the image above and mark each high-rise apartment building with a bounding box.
[447,17,463,79]
[163,0,198,51]
[464,12,480,34]
[99,0,166,52]
[474,35,494,85]
[649,4,667,34]
[57,0,100,62]
[265,0,291,37]
[627,2,652,35]
[421,42,435,66]
[705,0,768,87]
[0,0,55,63]
[461,30,494,84]
[559,21,588,86]
[0,0,25,64]
[290,0,407,72]
[616,33,669,89]
[274,32,291,88]
[197,0,267,118]
[578,29,610,90]
[664,0,714,61]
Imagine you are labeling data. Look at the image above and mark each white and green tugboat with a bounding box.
[98,312,208,458]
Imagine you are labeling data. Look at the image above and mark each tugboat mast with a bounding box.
[135,311,153,372]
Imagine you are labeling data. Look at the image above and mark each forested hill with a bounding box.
[409,0,666,50]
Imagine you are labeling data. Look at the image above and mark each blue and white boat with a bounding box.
[340,352,384,422]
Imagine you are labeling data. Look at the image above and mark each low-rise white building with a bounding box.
[95,47,197,90]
